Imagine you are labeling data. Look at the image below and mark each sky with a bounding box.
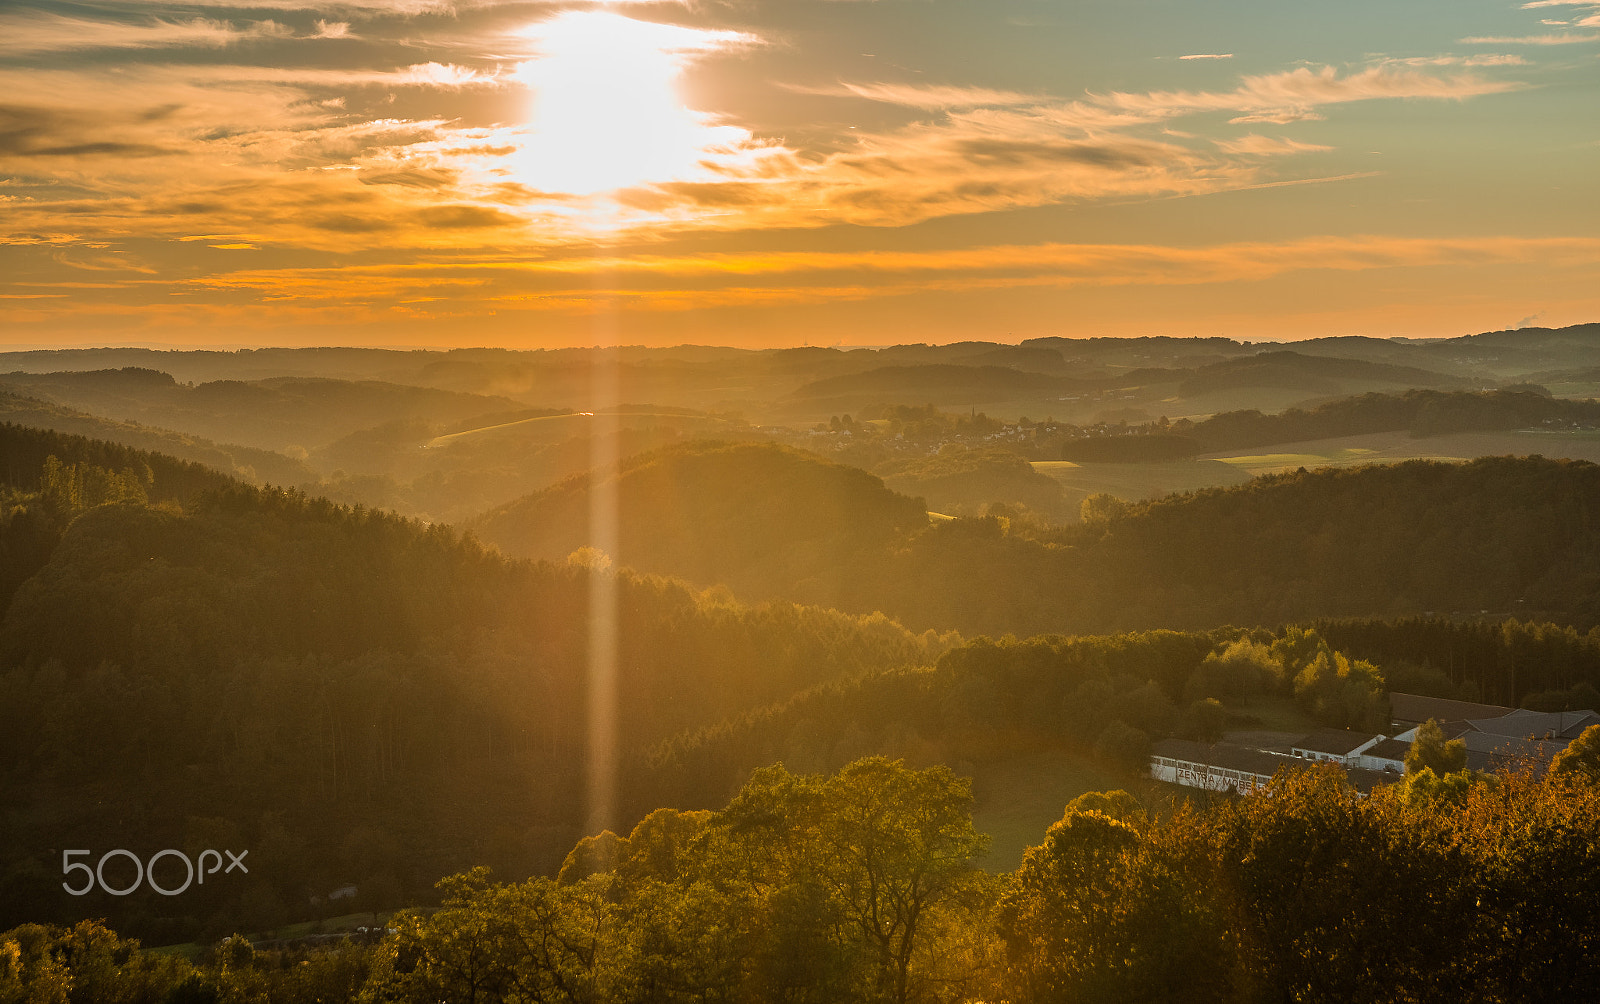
[1,0,1598,348]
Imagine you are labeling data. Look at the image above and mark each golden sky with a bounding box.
[2,0,1597,347]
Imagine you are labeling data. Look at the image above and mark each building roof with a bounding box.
[1151,739,1296,778]
[1347,767,1402,795]
[1390,692,1514,726]
[1468,708,1600,741]
[1293,729,1381,756]
[1363,738,1412,763]
[1460,731,1569,769]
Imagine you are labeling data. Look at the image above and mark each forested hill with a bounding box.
[0,391,315,485]
[1187,387,1600,451]
[471,440,928,605]
[0,425,942,941]
[638,619,1600,817]
[854,456,1600,635]
[466,438,1600,638]
[0,368,526,452]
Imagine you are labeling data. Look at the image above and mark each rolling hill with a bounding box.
[472,440,929,605]
[0,369,527,453]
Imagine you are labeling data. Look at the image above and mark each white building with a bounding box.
[1289,729,1382,765]
[1150,739,1293,794]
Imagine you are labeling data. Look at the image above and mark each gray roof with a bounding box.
[1390,692,1514,725]
[1468,708,1600,741]
[1460,731,1569,770]
[1347,767,1402,795]
[1437,720,1476,739]
[1363,738,1412,763]
[1293,729,1381,756]
[1151,739,1296,778]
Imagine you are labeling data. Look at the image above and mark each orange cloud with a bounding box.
[781,81,1049,108]
[0,12,296,54]
[1459,32,1600,43]
[159,234,1600,314]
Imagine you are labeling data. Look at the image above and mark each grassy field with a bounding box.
[1202,429,1600,475]
[1035,428,1600,511]
[969,748,1128,870]
[1222,694,1320,734]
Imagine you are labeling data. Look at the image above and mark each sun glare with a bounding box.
[511,11,752,197]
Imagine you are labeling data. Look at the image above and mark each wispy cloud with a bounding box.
[1214,134,1333,155]
[310,20,355,39]
[1096,65,1522,122]
[781,81,1048,109]
[1459,32,1600,44]
[0,12,297,55]
[80,0,459,12]
[1179,53,1234,60]
[1388,53,1529,66]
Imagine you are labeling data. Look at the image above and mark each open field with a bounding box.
[969,748,1126,870]
[1207,428,1600,475]
[1035,428,1600,510]
[1222,694,1320,735]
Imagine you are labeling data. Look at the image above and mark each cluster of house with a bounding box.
[1149,692,1599,795]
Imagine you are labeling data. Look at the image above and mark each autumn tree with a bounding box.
[1548,723,1600,785]
[1405,718,1468,777]
[697,758,991,1004]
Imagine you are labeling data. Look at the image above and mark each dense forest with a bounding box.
[474,442,1600,636]
[1186,387,1600,450]
[634,620,1600,817]
[8,751,1600,1004]
[472,441,928,605]
[863,455,1600,635]
[0,426,944,941]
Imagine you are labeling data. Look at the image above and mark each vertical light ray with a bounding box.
[584,276,621,837]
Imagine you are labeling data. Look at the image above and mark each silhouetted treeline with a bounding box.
[0,424,243,613]
[1315,617,1600,708]
[0,422,237,500]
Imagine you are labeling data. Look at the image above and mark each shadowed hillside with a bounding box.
[853,456,1600,635]
[0,390,315,485]
[0,426,942,941]
[472,440,928,605]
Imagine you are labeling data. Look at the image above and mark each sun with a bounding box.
[511,11,753,198]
